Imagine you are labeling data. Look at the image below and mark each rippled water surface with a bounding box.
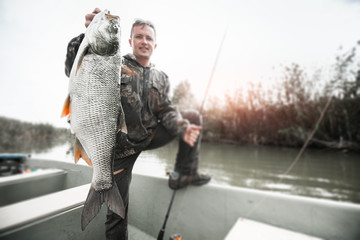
[31,140,360,203]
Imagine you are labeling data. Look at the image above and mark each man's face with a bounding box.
[129,25,157,60]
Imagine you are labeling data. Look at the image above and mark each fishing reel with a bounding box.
[169,233,183,240]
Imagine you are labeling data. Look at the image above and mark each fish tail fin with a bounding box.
[81,185,102,231]
[81,183,125,231]
[104,181,125,218]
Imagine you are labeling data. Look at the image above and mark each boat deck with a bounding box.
[128,225,155,240]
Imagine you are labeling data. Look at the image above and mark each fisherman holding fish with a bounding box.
[64,8,210,240]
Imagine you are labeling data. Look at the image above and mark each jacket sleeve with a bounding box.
[156,74,189,139]
[65,33,85,77]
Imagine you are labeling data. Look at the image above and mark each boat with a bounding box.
[0,154,359,240]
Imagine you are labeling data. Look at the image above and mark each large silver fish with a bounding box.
[61,9,127,231]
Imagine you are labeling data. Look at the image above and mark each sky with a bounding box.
[0,0,360,128]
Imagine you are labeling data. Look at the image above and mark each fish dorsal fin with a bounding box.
[75,46,88,75]
[61,94,71,118]
[74,138,92,166]
[69,36,90,78]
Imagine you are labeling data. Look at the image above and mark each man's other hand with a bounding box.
[183,125,202,147]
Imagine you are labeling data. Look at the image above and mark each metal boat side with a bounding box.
[1,158,359,240]
[0,158,92,206]
[0,158,154,240]
[129,173,360,240]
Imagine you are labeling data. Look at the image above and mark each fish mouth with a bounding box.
[105,13,119,21]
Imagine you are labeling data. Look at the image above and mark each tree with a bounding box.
[327,44,360,99]
[171,80,199,110]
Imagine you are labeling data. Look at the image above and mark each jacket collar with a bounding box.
[124,54,155,68]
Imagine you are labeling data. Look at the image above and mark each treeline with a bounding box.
[0,116,69,152]
[172,43,360,151]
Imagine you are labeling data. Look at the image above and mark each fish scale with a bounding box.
[71,54,120,191]
[61,9,126,231]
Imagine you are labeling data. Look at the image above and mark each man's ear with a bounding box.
[128,38,132,47]
[154,43,157,49]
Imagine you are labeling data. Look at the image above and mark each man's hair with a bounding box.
[130,18,156,39]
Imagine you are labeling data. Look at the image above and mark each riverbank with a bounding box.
[0,116,70,153]
[1,114,359,154]
[202,136,360,152]
[172,46,360,151]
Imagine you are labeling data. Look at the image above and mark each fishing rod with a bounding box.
[199,28,227,114]
[157,29,227,240]
[157,189,177,240]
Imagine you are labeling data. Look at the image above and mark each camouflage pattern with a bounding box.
[65,34,84,77]
[65,34,189,159]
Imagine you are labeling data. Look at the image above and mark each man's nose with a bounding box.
[141,37,148,44]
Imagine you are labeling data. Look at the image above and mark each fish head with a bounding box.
[86,9,121,56]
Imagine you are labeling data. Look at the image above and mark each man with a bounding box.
[65,8,211,240]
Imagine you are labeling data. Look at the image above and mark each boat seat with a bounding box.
[225,218,323,240]
[0,169,67,206]
[0,183,90,234]
[0,168,65,186]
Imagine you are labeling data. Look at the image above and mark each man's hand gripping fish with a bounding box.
[61,10,127,231]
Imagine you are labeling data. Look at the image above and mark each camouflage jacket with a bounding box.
[65,34,189,158]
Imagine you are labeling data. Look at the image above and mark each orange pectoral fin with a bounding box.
[74,138,92,167]
[61,95,71,118]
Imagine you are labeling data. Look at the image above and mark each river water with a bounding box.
[28,140,360,204]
